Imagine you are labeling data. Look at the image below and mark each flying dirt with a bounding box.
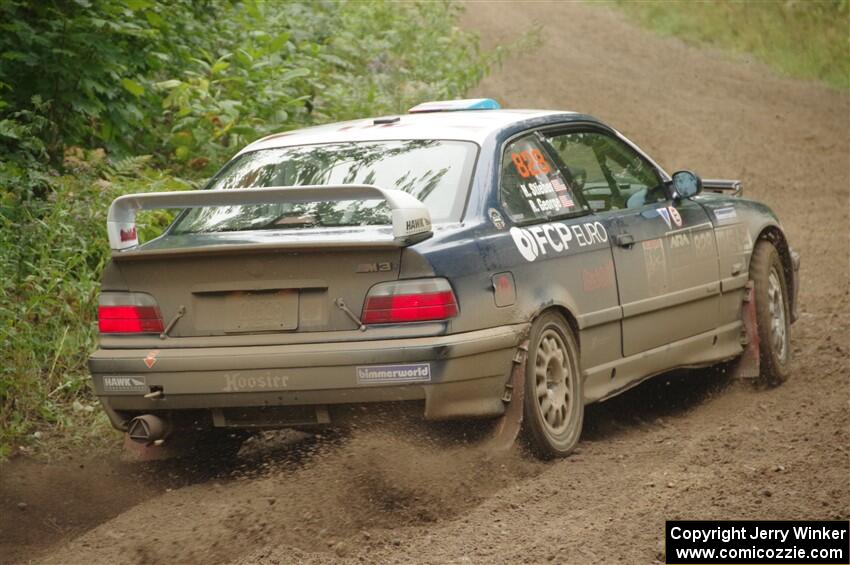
[1,3,847,564]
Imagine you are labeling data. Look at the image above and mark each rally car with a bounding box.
[89,99,799,459]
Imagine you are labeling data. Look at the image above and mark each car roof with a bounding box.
[238,109,588,155]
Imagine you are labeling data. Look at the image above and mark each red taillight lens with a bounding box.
[362,279,458,324]
[98,292,164,334]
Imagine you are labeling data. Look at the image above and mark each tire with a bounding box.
[750,240,791,386]
[520,311,584,459]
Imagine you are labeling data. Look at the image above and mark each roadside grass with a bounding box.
[0,1,526,460]
[610,0,849,90]
[0,159,192,459]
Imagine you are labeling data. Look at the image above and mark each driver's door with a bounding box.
[544,128,721,357]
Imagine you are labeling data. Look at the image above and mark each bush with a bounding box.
[0,0,499,457]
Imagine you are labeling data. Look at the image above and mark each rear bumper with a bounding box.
[89,323,529,429]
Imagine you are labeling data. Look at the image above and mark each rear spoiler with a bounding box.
[702,179,743,197]
[107,184,432,252]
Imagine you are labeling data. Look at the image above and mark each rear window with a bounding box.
[171,140,477,234]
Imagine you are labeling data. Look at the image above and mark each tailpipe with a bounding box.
[127,414,170,445]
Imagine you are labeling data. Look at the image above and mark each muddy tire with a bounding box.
[520,312,583,459]
[750,240,791,386]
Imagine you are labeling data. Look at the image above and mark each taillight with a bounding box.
[362,279,458,324]
[98,292,164,334]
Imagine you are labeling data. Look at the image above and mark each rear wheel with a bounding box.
[750,240,791,386]
[520,312,583,459]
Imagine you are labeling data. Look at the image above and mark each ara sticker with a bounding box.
[714,207,738,223]
[657,207,672,229]
[143,350,160,369]
[510,221,608,262]
[669,232,691,249]
[668,206,683,228]
[489,208,506,230]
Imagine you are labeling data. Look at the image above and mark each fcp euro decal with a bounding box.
[510,221,608,262]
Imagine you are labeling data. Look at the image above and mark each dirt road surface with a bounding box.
[2,3,847,564]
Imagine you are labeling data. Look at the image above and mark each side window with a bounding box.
[544,131,664,212]
[500,134,585,223]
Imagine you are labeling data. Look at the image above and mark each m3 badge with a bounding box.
[356,262,393,273]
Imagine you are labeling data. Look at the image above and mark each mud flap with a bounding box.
[481,340,528,452]
[732,282,761,380]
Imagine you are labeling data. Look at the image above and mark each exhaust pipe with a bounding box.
[127,414,170,445]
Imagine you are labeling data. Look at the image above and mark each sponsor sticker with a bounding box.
[404,216,431,235]
[119,226,137,243]
[692,231,715,255]
[558,193,575,208]
[657,207,672,229]
[222,372,289,392]
[643,239,668,294]
[510,221,608,262]
[356,363,431,385]
[715,224,753,253]
[103,375,147,394]
[488,208,506,230]
[669,232,691,249]
[714,206,738,223]
[143,350,159,369]
[668,205,683,228]
[582,261,615,292]
[550,177,569,193]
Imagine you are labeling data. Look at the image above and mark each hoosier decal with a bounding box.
[222,372,289,392]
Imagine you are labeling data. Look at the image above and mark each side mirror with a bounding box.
[671,170,702,199]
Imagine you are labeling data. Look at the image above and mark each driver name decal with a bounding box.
[510,221,608,262]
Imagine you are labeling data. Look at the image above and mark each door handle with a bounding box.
[614,233,635,248]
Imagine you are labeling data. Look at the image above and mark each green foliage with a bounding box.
[0,156,193,457]
[612,0,850,90]
[0,0,498,456]
[0,0,496,170]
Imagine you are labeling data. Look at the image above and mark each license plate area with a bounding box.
[193,289,299,332]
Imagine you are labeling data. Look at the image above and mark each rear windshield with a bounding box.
[171,140,477,234]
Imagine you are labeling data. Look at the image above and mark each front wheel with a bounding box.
[520,312,584,459]
[750,240,792,386]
